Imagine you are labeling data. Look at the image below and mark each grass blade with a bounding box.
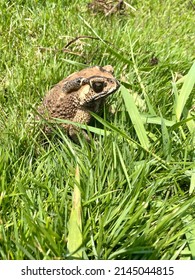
[121,85,150,150]
[141,115,175,126]
[185,216,195,260]
[175,61,195,121]
[116,144,132,190]
[67,165,82,259]
[161,114,171,160]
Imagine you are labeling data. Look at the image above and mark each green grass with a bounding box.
[0,0,195,260]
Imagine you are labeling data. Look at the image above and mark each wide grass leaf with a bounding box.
[121,85,150,150]
[175,61,195,121]
[67,165,82,259]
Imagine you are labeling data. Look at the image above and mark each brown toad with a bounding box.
[38,65,120,142]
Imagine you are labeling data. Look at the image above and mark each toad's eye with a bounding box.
[92,82,105,93]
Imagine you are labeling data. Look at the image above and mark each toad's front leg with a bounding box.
[67,109,91,143]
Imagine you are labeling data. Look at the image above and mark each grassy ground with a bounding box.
[0,0,195,260]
